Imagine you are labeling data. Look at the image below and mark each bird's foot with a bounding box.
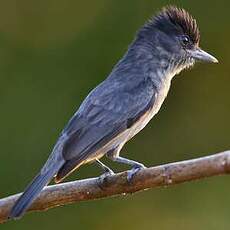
[127,163,146,183]
[97,169,115,189]
[100,168,115,178]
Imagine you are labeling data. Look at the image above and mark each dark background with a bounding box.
[1,0,230,229]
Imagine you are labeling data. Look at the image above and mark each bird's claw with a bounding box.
[104,168,115,176]
[99,169,115,180]
[97,169,115,190]
[127,164,146,183]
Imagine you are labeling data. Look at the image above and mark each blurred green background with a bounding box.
[1,0,230,229]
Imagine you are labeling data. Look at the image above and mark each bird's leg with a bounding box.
[95,159,115,190]
[106,150,146,182]
[95,159,115,176]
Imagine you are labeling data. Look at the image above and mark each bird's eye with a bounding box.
[180,35,190,46]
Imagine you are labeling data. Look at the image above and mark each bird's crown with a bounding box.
[141,6,200,45]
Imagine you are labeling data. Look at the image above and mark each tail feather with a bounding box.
[9,166,59,219]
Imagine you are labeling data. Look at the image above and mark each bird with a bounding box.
[9,5,218,219]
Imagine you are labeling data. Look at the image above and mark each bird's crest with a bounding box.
[141,6,200,45]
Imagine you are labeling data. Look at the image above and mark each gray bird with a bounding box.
[9,6,218,219]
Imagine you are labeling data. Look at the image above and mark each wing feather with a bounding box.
[56,77,156,181]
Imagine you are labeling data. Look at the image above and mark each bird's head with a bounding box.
[137,6,218,75]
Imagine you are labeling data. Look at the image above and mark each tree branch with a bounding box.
[1,150,230,224]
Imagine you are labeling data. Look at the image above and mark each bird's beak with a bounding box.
[190,48,218,63]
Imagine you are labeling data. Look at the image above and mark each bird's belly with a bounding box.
[127,104,158,140]
[128,81,171,140]
[84,130,130,163]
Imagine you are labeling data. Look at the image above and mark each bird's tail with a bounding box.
[9,163,62,219]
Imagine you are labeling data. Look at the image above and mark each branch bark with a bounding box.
[1,150,230,224]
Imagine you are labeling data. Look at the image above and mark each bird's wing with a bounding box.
[56,77,156,181]
[64,77,155,159]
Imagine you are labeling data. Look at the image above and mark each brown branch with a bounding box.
[1,150,230,224]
